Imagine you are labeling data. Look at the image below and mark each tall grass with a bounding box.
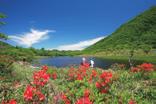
[10,62,37,81]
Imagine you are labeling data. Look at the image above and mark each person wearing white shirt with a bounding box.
[90,59,94,68]
[82,57,86,63]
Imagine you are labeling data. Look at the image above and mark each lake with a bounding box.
[34,56,137,69]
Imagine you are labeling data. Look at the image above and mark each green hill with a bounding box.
[0,41,13,48]
[84,6,156,54]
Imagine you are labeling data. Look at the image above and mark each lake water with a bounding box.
[35,56,135,69]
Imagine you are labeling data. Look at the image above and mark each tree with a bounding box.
[140,44,152,54]
[0,13,8,40]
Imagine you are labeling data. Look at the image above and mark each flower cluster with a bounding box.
[131,63,155,72]
[80,62,90,69]
[131,67,140,73]
[67,66,88,81]
[1,99,16,104]
[95,71,113,93]
[75,97,93,104]
[23,85,45,101]
[75,89,92,104]
[51,72,57,80]
[128,99,136,104]
[61,93,71,104]
[88,70,97,83]
[67,65,98,82]
[140,63,154,71]
[33,70,50,86]
[23,65,50,102]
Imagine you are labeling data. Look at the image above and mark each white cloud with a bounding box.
[52,36,105,51]
[10,28,53,47]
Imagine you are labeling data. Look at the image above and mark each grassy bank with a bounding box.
[82,49,156,64]
[81,54,156,64]
[97,55,156,63]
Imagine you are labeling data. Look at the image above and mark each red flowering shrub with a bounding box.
[1,99,17,104]
[23,65,50,103]
[33,69,50,86]
[91,70,97,77]
[67,64,99,83]
[128,99,137,104]
[131,63,155,73]
[23,85,33,101]
[9,99,16,104]
[75,97,93,104]
[51,72,57,80]
[140,63,154,71]
[80,62,90,69]
[67,65,88,81]
[61,93,71,104]
[95,82,102,88]
[42,65,48,71]
[84,89,90,97]
[96,71,113,94]
[131,67,140,73]
[23,85,45,101]
[67,67,76,81]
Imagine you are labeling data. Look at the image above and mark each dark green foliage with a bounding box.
[34,48,82,56]
[84,6,156,54]
[0,13,8,40]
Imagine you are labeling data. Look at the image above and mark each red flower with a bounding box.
[95,82,101,88]
[128,99,136,104]
[84,89,90,97]
[100,72,112,84]
[33,70,50,86]
[131,67,140,73]
[51,73,57,79]
[42,65,48,71]
[75,97,93,104]
[100,72,112,80]
[100,89,108,94]
[9,99,17,104]
[24,85,33,101]
[1,99,17,104]
[96,72,113,94]
[101,81,107,86]
[80,62,90,69]
[76,74,83,80]
[61,93,71,104]
[140,63,154,71]
[91,70,97,77]
[36,90,45,101]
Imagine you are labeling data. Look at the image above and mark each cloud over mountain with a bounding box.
[52,36,105,50]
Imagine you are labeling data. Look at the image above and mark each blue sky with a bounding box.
[0,0,156,50]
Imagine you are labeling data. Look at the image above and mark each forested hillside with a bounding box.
[84,6,156,54]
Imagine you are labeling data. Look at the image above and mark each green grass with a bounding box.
[34,55,51,59]
[98,55,156,63]
[10,62,37,81]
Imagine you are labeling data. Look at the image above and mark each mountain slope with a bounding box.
[84,6,156,53]
[0,41,13,48]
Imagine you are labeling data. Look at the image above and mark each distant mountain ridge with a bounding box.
[84,6,156,53]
